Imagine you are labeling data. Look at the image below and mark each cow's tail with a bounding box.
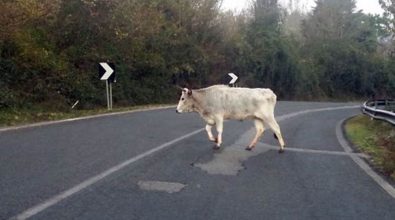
[267,89,277,106]
[272,92,277,104]
[269,89,278,140]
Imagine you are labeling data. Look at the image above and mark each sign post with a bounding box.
[109,82,113,110]
[99,62,116,110]
[106,79,110,110]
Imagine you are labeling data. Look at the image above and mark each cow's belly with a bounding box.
[200,113,216,125]
[224,112,255,121]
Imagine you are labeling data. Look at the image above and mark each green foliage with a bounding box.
[301,0,395,99]
[0,0,394,113]
[345,115,395,180]
[235,0,301,98]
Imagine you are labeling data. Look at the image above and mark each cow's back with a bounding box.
[199,85,276,119]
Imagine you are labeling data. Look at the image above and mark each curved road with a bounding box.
[1,102,394,220]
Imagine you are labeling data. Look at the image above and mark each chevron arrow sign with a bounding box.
[99,62,115,82]
[228,73,238,84]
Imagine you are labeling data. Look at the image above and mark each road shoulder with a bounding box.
[0,105,175,133]
[336,117,395,198]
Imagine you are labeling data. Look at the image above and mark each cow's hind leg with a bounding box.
[246,119,265,151]
[213,118,223,150]
[266,115,285,153]
[205,124,217,143]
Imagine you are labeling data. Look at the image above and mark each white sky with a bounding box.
[221,0,384,15]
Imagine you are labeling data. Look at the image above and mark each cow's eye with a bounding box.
[181,98,185,101]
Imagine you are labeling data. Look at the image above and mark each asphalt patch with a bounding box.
[137,181,186,193]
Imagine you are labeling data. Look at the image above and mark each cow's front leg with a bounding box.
[213,118,223,150]
[205,124,216,142]
[246,119,265,151]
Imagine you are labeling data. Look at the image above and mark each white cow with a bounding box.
[176,85,285,153]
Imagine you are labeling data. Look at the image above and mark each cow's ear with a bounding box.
[187,89,192,96]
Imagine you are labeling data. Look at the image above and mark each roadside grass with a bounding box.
[345,115,395,180]
[0,104,175,128]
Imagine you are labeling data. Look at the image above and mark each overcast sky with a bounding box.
[221,0,384,15]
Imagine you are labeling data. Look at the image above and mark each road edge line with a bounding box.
[336,118,395,199]
[0,105,175,133]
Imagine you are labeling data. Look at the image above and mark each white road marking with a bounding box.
[257,143,369,158]
[11,104,361,219]
[138,181,186,193]
[275,105,359,122]
[0,105,175,133]
[10,128,204,220]
[336,120,395,199]
[195,105,360,176]
[193,140,368,176]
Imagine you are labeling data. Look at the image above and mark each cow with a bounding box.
[176,85,285,153]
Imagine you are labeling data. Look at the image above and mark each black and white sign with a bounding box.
[98,62,116,110]
[228,73,238,85]
[99,62,116,83]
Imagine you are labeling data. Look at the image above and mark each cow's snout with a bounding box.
[176,109,181,114]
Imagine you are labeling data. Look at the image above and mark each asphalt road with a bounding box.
[1,102,394,220]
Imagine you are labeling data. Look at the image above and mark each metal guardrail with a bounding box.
[361,99,395,125]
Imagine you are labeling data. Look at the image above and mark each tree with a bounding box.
[301,0,394,98]
[379,0,395,57]
[0,0,60,41]
[1,0,394,112]
[380,0,395,26]
[303,0,357,42]
[237,0,301,98]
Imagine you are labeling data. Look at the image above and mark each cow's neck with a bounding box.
[191,90,206,115]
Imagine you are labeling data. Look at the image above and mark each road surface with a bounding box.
[1,102,394,220]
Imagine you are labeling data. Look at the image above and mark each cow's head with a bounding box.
[176,88,194,113]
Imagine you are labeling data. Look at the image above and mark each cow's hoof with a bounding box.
[278,148,285,154]
[213,145,221,150]
[210,137,218,143]
[245,146,254,151]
